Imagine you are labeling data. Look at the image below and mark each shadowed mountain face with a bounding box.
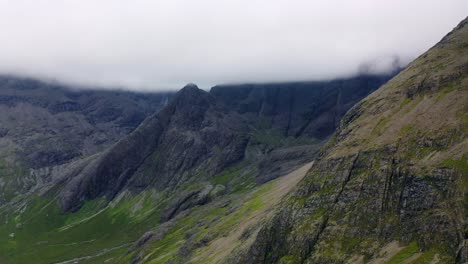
[0,76,173,168]
[235,17,468,264]
[58,85,250,212]
[211,75,394,139]
[0,76,174,203]
[56,74,395,212]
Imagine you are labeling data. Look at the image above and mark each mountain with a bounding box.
[212,75,397,184]
[211,75,393,140]
[0,71,394,263]
[0,76,174,204]
[57,84,250,212]
[234,17,468,263]
[56,74,395,213]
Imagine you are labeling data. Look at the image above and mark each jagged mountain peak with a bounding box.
[176,83,207,100]
[181,82,200,90]
[56,82,248,212]
[172,83,213,105]
[175,83,211,100]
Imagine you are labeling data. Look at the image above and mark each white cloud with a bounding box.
[0,0,466,90]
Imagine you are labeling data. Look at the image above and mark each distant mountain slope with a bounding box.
[237,17,468,264]
[0,76,173,203]
[211,75,394,139]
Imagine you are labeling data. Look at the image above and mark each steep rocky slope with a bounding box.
[58,84,249,212]
[211,74,394,140]
[235,17,468,264]
[0,76,173,204]
[0,76,173,167]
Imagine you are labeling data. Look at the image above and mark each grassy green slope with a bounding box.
[0,158,312,264]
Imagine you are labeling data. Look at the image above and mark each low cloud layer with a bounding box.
[0,0,466,90]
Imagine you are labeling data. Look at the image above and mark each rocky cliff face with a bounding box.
[211,75,393,140]
[0,76,173,204]
[0,76,173,167]
[237,17,468,263]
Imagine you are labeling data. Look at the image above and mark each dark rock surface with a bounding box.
[58,85,249,212]
[211,74,394,139]
[0,76,173,204]
[0,75,173,168]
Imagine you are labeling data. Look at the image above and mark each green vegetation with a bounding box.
[400,124,415,136]
[440,81,458,94]
[387,242,420,264]
[372,116,391,136]
[408,249,436,264]
[280,255,301,264]
[0,160,296,263]
[142,179,277,263]
[399,97,412,109]
[250,128,320,150]
[442,156,468,177]
[211,163,257,194]
[0,190,168,264]
[251,129,284,148]
[211,163,247,186]
[341,236,361,252]
[442,156,468,222]
[0,158,7,175]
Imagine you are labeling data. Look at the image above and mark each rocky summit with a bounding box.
[0,16,466,264]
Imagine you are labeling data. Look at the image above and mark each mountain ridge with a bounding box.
[233,16,468,264]
[56,72,397,213]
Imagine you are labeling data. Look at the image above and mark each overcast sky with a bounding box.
[0,0,466,90]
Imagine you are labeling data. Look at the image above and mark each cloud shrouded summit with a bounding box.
[0,0,466,90]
